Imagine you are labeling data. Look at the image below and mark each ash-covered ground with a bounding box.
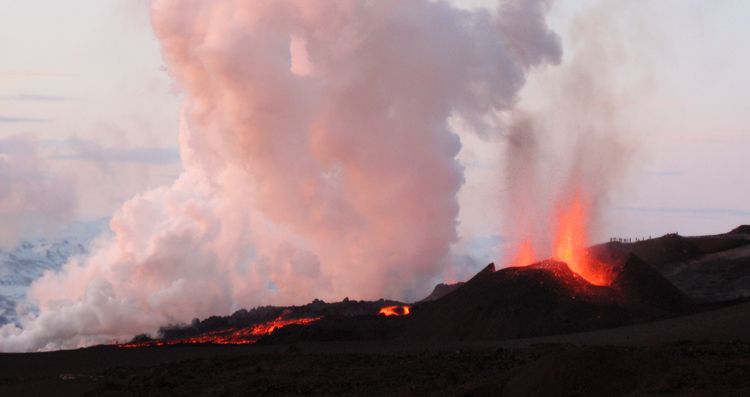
[2,226,750,396]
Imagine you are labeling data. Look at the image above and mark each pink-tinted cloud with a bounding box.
[0,0,560,351]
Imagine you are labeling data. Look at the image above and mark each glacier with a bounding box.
[0,219,109,326]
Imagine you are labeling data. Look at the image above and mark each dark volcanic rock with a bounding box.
[257,314,408,344]
[145,298,409,344]
[652,243,750,304]
[609,254,695,313]
[688,234,750,255]
[609,226,750,304]
[496,345,667,397]
[729,225,750,235]
[419,281,465,302]
[5,340,750,397]
[613,228,750,269]
[620,234,704,270]
[400,256,695,342]
[400,262,631,341]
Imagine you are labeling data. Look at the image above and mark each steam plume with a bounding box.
[503,1,637,267]
[0,0,560,351]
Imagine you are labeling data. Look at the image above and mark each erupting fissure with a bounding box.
[120,304,414,347]
[118,316,321,347]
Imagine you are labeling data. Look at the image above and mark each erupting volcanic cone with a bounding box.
[401,262,624,341]
[401,253,695,342]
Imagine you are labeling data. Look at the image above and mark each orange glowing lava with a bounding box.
[119,316,321,347]
[553,195,588,275]
[504,190,615,286]
[378,306,410,316]
[551,192,614,286]
[509,240,537,268]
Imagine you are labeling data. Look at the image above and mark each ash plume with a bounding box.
[0,0,561,352]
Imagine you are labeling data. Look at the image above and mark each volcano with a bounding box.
[400,252,694,342]
[3,227,750,396]
[215,251,698,346]
[120,232,742,347]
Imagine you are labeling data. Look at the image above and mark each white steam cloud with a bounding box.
[0,0,560,351]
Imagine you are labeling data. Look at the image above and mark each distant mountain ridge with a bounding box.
[0,219,109,326]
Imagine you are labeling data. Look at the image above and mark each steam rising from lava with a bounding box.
[0,0,561,351]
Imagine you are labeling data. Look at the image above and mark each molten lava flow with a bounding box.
[378,306,410,316]
[119,316,321,347]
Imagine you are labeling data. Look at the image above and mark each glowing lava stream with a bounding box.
[120,306,413,347]
[118,316,321,347]
[378,306,411,316]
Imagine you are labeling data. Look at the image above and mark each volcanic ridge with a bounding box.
[4,226,750,396]
[123,227,748,347]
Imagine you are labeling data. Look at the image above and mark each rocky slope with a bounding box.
[611,226,750,303]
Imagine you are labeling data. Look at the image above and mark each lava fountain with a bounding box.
[507,188,615,287]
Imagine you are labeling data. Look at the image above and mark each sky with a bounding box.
[2,0,750,258]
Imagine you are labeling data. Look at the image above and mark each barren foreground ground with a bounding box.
[2,301,750,397]
[4,232,750,396]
